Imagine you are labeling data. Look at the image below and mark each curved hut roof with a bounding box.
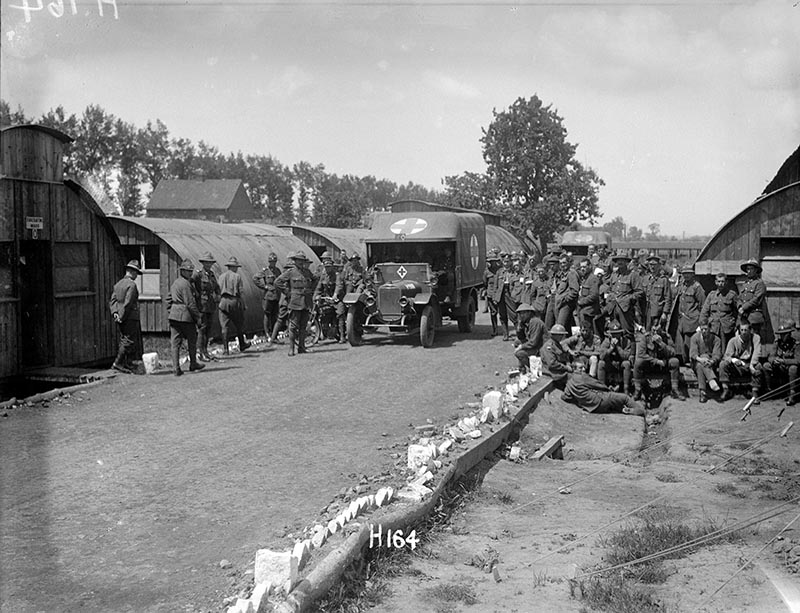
[279,225,368,260]
[486,224,526,256]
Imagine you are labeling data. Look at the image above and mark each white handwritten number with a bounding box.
[97,0,118,19]
[10,0,117,21]
[47,0,77,18]
[9,0,43,23]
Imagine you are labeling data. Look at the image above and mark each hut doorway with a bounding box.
[19,240,53,368]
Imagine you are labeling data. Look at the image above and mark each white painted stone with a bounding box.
[348,499,360,517]
[438,439,453,454]
[327,519,338,534]
[311,529,327,548]
[367,494,376,507]
[337,513,347,528]
[407,443,438,470]
[142,352,159,374]
[292,541,310,570]
[529,356,542,378]
[250,582,272,613]
[433,459,443,469]
[482,390,503,414]
[254,549,292,588]
[469,429,482,438]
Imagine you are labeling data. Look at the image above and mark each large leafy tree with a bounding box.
[481,95,604,254]
[441,171,496,211]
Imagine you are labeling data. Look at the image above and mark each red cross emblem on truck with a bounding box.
[390,217,428,236]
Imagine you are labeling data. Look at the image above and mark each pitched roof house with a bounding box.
[146,178,254,221]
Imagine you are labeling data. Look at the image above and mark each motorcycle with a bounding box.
[307,296,340,345]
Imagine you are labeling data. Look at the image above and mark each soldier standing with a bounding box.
[554,255,579,330]
[167,259,205,376]
[484,252,502,336]
[642,254,672,331]
[604,252,642,336]
[192,252,220,362]
[217,257,250,354]
[674,265,706,364]
[763,322,799,406]
[700,273,738,351]
[275,251,318,356]
[109,260,143,374]
[336,253,366,342]
[738,259,767,336]
[314,251,341,341]
[253,252,282,344]
[576,258,601,337]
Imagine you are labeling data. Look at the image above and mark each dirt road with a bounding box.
[1,315,515,612]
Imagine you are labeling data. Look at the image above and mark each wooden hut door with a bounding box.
[20,240,53,368]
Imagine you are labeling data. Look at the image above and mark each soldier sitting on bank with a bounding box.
[689,323,722,403]
[633,322,685,401]
[764,322,799,407]
[541,324,572,389]
[513,302,546,374]
[719,322,762,403]
[597,321,635,395]
[562,320,603,378]
[562,356,645,416]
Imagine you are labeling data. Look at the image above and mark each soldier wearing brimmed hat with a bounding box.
[603,251,642,336]
[253,252,282,346]
[191,251,220,361]
[218,256,250,354]
[275,250,318,356]
[598,321,635,395]
[513,303,546,373]
[109,260,143,374]
[488,251,519,340]
[336,252,367,340]
[737,258,766,335]
[540,324,572,389]
[674,264,706,364]
[314,251,344,343]
[167,259,205,376]
[700,272,737,350]
[764,321,799,406]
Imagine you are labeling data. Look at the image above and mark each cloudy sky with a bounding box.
[2,0,798,236]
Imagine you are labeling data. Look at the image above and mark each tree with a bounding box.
[602,216,626,239]
[481,95,604,255]
[0,99,30,126]
[114,119,144,215]
[646,223,661,241]
[292,161,326,223]
[628,225,643,241]
[137,119,171,192]
[441,171,496,211]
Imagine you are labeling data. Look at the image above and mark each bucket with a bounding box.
[142,352,159,374]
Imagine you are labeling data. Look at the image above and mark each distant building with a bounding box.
[146,178,254,221]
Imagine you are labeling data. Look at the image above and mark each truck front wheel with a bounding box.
[457,295,476,333]
[420,305,436,348]
[346,304,364,346]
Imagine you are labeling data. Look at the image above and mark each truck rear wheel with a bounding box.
[420,305,436,348]
[457,295,476,333]
[346,305,363,346]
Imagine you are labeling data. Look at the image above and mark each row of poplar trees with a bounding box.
[1,95,603,255]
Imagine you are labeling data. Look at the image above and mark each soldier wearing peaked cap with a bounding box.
[109,260,143,374]
[191,251,220,362]
[673,265,705,364]
[275,250,319,356]
[700,272,738,351]
[642,254,672,333]
[764,321,800,406]
[738,258,767,336]
[167,259,205,376]
[218,256,250,354]
[484,252,502,335]
[603,251,643,336]
[253,252,282,346]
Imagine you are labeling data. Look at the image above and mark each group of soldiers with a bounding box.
[492,248,798,408]
[108,248,368,376]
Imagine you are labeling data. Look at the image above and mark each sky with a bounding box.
[2,0,799,237]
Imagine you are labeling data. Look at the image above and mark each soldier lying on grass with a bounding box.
[561,356,645,416]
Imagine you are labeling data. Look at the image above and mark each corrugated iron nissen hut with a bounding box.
[107,217,320,337]
[694,146,800,344]
[0,125,123,391]
[279,224,368,262]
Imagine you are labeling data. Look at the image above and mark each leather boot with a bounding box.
[633,381,643,401]
[338,320,346,343]
[222,337,230,356]
[501,322,509,341]
[172,345,183,376]
[270,322,283,345]
[491,316,498,337]
[287,331,295,357]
